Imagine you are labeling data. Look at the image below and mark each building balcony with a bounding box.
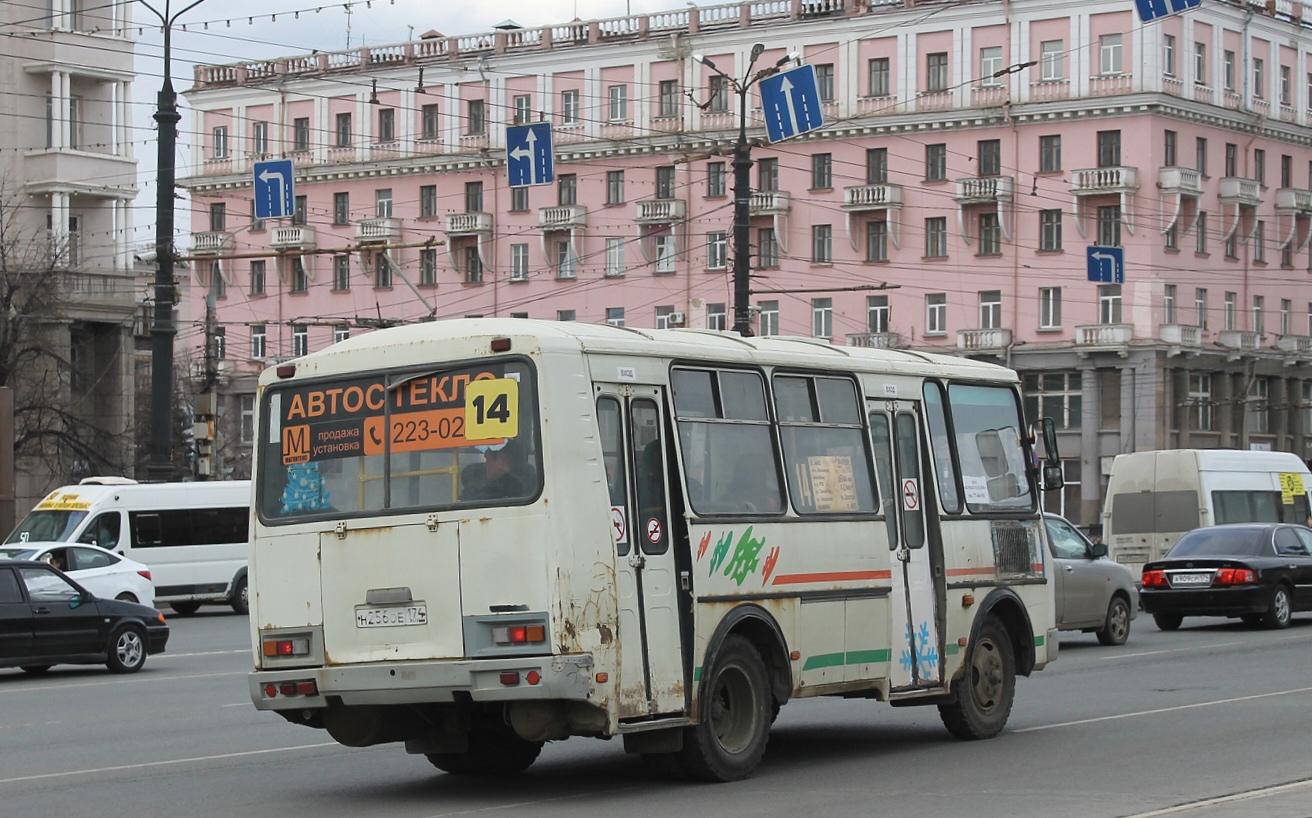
[1275,188,1312,213]
[1076,323,1133,346]
[749,191,790,216]
[1275,334,1312,355]
[1218,178,1262,207]
[538,205,587,231]
[1218,330,1261,351]
[635,199,686,224]
[1159,324,1202,347]
[956,328,1012,351]
[843,184,902,211]
[271,226,315,250]
[191,231,234,255]
[1158,167,1203,197]
[355,217,401,244]
[444,212,492,236]
[24,149,137,199]
[954,176,1013,205]
[847,332,903,349]
[1071,167,1138,195]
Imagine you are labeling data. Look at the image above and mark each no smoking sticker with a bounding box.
[902,478,920,511]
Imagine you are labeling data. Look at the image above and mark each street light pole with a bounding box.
[139,0,206,481]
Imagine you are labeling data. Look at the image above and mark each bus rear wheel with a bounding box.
[425,728,542,776]
[939,616,1015,740]
[679,634,771,782]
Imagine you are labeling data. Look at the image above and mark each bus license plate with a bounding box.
[356,605,428,628]
[1170,572,1212,588]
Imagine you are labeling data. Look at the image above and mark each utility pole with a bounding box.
[695,44,795,337]
[140,0,207,481]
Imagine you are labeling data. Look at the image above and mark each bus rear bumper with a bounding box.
[249,654,596,711]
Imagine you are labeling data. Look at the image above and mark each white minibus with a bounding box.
[6,477,252,614]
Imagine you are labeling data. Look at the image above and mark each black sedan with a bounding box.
[1140,523,1312,631]
[1,560,169,674]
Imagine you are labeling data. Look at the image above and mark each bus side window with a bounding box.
[131,512,163,547]
[79,513,120,549]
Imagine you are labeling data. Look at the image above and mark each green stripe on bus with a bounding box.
[944,643,959,656]
[1034,634,1045,647]
[693,666,702,682]
[801,649,891,671]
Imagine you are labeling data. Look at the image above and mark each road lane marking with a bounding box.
[0,741,345,785]
[1122,777,1312,816]
[1015,685,1312,733]
[156,649,250,658]
[0,670,248,694]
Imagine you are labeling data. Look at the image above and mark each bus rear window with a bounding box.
[257,360,540,522]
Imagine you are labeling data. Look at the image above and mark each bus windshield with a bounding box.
[5,510,86,544]
[256,359,541,523]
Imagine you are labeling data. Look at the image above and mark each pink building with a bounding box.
[182,0,1312,525]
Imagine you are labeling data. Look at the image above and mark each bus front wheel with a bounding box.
[679,634,772,782]
[938,616,1015,741]
[425,728,542,776]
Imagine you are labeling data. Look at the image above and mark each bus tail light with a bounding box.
[263,679,318,698]
[262,637,310,657]
[1213,567,1257,586]
[1141,569,1167,588]
[492,624,546,645]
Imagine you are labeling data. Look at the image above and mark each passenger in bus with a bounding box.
[723,452,783,513]
[461,440,527,501]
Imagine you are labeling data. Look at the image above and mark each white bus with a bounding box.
[6,478,252,614]
[248,320,1063,781]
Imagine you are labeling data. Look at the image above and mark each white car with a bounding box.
[0,542,156,609]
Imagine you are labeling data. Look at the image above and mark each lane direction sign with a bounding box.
[1087,245,1125,284]
[253,159,295,220]
[1134,0,1201,24]
[507,123,555,187]
[759,64,825,144]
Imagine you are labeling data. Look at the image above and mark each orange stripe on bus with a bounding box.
[944,567,998,577]
[771,570,893,585]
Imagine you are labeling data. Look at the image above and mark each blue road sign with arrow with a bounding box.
[1087,246,1125,284]
[507,123,554,187]
[253,159,295,220]
[1133,0,1200,24]
[759,64,825,144]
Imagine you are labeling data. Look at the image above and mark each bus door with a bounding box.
[869,401,942,690]
[597,388,686,718]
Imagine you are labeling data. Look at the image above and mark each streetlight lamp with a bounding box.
[694,44,796,336]
[139,0,206,480]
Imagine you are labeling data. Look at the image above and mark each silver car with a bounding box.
[1045,513,1139,645]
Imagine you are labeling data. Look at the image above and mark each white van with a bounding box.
[1103,450,1312,573]
[5,477,252,614]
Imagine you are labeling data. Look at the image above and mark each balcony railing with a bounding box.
[956,328,1012,351]
[954,176,1014,204]
[444,212,493,235]
[1218,178,1262,206]
[1071,167,1138,195]
[635,199,686,224]
[1275,335,1312,354]
[847,332,903,349]
[355,217,401,243]
[1275,188,1312,213]
[1158,167,1203,197]
[191,231,234,255]
[538,205,587,230]
[1158,324,1201,346]
[271,226,315,250]
[749,191,790,216]
[1218,330,1261,351]
[843,184,902,210]
[1076,323,1133,345]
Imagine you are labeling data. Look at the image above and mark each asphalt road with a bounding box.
[2,610,1311,818]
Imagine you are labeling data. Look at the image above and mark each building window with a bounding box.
[979,290,1002,329]
[978,213,1001,255]
[1164,130,1177,167]
[293,117,310,151]
[252,120,269,155]
[510,243,529,281]
[1040,287,1062,329]
[925,143,947,181]
[1253,58,1265,98]
[1281,298,1291,335]
[656,165,676,199]
[335,112,352,147]
[419,249,437,286]
[556,240,576,278]
[811,153,832,189]
[606,170,624,205]
[758,228,779,268]
[811,224,832,263]
[1195,288,1208,328]
[606,307,625,327]
[1194,42,1207,85]
[605,237,625,277]
[333,255,351,291]
[333,192,349,225]
[1041,40,1064,81]
[925,217,948,258]
[511,187,529,212]
[1189,373,1213,430]
[757,158,779,191]
[1247,378,1270,434]
[239,394,255,443]
[558,310,576,322]
[608,84,628,121]
[1282,154,1293,188]
[866,148,888,184]
[1251,294,1265,334]
[292,195,307,226]
[1225,233,1237,260]
[558,174,577,206]
[212,125,228,159]
[250,325,266,360]
[375,188,393,218]
[867,295,890,333]
[1164,284,1177,324]
[375,253,392,288]
[707,162,726,197]
[1280,65,1292,105]
[1163,34,1176,76]
[421,104,440,140]
[708,75,729,112]
[1254,221,1265,263]
[1098,284,1122,324]
[707,231,727,269]
[292,324,308,358]
[811,298,833,339]
[926,293,947,335]
[658,80,679,117]
[1097,205,1121,247]
[333,325,350,344]
[979,46,1003,85]
[1039,135,1061,173]
[1097,130,1121,167]
[1039,209,1063,251]
[654,233,677,273]
[815,63,835,101]
[377,108,395,142]
[758,300,779,336]
[926,52,949,91]
[466,100,485,135]
[1196,137,1208,176]
[1023,373,1082,430]
[212,262,226,299]
[1255,149,1266,185]
[1225,143,1238,177]
[290,259,307,293]
[209,202,226,232]
[707,303,727,331]
[866,220,888,262]
[419,185,437,219]
[561,89,580,124]
[978,139,1001,176]
[1195,211,1208,253]
[655,306,676,329]
[250,260,266,295]
[464,181,483,213]
[1099,34,1123,75]
[869,57,890,96]
[513,94,531,125]
[464,246,483,283]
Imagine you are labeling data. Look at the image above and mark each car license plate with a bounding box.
[355,605,428,628]
[1169,572,1212,588]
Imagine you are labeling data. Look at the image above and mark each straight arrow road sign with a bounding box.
[759,64,825,144]
[253,159,295,220]
[507,123,555,187]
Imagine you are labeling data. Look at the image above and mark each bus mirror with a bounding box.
[1042,463,1065,491]
[1040,417,1060,465]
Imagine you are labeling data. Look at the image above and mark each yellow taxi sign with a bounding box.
[1279,472,1305,505]
[465,378,519,440]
